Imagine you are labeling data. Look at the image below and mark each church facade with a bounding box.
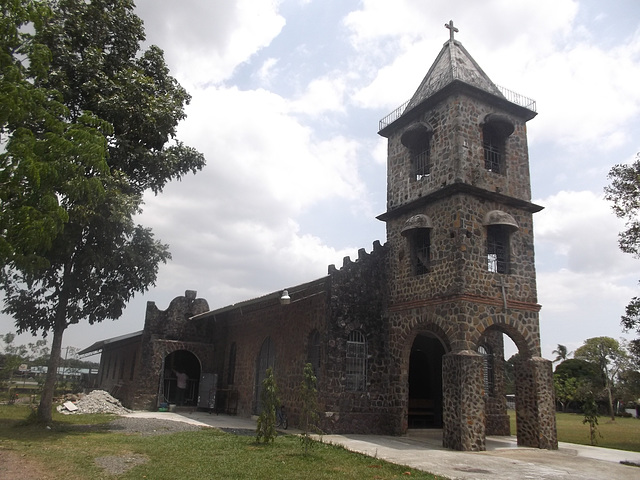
[81,27,557,451]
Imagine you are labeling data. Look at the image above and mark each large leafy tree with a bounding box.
[0,0,205,423]
[605,154,640,334]
[574,337,628,421]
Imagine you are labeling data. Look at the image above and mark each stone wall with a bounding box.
[129,291,212,410]
[322,241,393,434]
[385,91,533,213]
[211,279,329,422]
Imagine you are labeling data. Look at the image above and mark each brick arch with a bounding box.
[403,320,453,362]
[472,319,536,358]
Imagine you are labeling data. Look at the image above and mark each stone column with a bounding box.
[515,356,558,449]
[442,350,486,451]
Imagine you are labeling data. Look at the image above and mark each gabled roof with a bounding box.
[406,39,504,110]
[78,330,143,356]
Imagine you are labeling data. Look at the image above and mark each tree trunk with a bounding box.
[37,268,71,424]
[606,385,615,421]
[37,321,65,423]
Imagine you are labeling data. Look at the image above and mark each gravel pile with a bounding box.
[57,390,132,415]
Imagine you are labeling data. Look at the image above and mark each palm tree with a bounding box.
[552,344,572,363]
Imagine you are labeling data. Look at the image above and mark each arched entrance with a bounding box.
[477,328,512,436]
[408,334,445,428]
[163,350,201,406]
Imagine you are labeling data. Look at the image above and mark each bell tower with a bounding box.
[378,22,557,451]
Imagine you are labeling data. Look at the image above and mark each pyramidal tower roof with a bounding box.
[406,21,503,109]
[379,21,536,133]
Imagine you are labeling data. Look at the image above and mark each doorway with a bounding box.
[163,350,201,406]
[408,335,445,428]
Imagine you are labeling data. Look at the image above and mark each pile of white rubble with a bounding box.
[57,390,132,415]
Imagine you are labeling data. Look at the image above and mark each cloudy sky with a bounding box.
[2,0,640,361]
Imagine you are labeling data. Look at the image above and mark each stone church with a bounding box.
[80,24,558,451]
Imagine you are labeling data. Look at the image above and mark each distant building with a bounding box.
[80,25,557,451]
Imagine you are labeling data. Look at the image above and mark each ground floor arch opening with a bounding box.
[408,334,445,428]
[162,350,201,407]
[477,328,514,436]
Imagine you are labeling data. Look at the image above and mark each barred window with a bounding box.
[487,225,510,274]
[478,345,494,397]
[482,114,514,174]
[412,147,430,180]
[346,330,367,391]
[401,122,432,181]
[483,127,505,173]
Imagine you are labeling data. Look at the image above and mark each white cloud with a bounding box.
[533,189,639,356]
[524,38,640,150]
[131,82,372,311]
[534,190,633,274]
[344,0,640,156]
[257,58,280,85]
[289,76,348,115]
[135,0,286,87]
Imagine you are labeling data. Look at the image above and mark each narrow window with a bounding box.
[254,337,275,414]
[487,225,510,274]
[346,330,367,391]
[478,345,494,397]
[410,228,431,275]
[129,350,136,381]
[227,342,237,385]
[307,331,321,378]
[401,214,433,277]
[401,123,432,181]
[104,354,110,379]
[483,126,505,173]
[411,143,430,180]
[482,114,514,174]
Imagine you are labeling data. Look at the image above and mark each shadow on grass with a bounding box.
[0,404,117,442]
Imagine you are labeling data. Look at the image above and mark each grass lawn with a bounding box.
[509,411,640,452]
[0,405,446,480]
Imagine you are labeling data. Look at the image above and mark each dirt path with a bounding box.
[0,448,57,480]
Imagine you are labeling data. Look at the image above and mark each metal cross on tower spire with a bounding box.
[445,20,458,41]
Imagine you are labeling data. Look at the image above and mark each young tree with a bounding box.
[581,390,601,446]
[256,368,279,444]
[574,337,628,421]
[605,154,640,335]
[299,363,320,453]
[1,0,205,423]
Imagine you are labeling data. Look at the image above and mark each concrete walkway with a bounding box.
[125,410,640,480]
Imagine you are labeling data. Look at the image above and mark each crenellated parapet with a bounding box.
[143,290,209,342]
[327,240,387,275]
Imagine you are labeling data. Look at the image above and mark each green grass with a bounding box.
[509,412,640,452]
[0,405,445,480]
